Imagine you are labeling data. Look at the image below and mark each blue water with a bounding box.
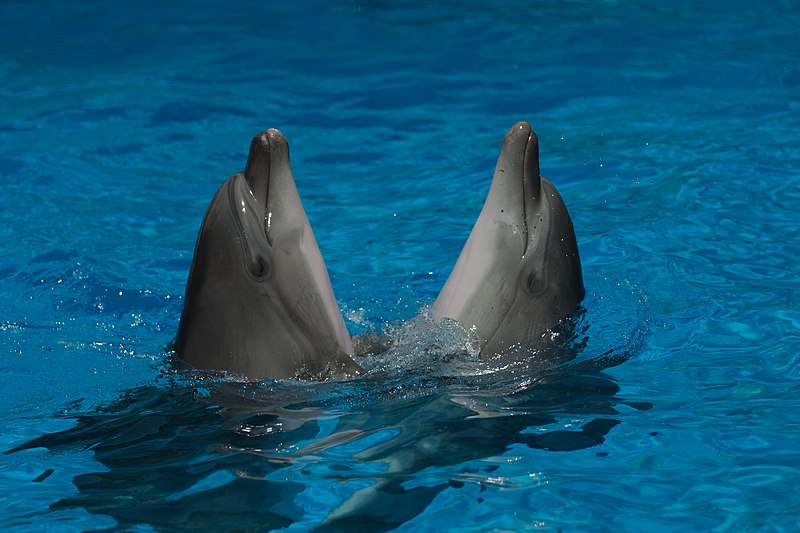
[1,1,799,530]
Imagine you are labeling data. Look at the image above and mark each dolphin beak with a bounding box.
[503,121,541,220]
[520,122,541,209]
[244,130,272,211]
[484,121,543,256]
[520,123,541,256]
[243,129,292,246]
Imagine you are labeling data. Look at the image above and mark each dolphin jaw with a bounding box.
[521,124,542,258]
[484,122,543,260]
[241,128,315,249]
[244,130,280,245]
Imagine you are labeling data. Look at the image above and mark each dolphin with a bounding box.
[175,129,361,380]
[433,121,584,358]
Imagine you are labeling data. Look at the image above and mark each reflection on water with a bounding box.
[7,300,651,531]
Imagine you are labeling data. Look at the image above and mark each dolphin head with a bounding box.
[433,121,584,357]
[175,129,358,380]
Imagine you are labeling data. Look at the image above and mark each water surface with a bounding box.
[1,1,799,531]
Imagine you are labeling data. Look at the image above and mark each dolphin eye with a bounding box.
[524,270,543,296]
[248,254,271,281]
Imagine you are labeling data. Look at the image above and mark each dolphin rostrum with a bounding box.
[433,121,584,357]
[175,129,361,380]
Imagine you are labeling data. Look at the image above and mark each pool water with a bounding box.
[1,1,799,531]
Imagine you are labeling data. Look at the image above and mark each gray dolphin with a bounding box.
[433,121,584,357]
[175,129,361,380]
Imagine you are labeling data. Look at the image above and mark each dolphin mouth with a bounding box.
[521,126,536,209]
[224,129,285,280]
[243,129,281,245]
[521,128,533,251]
[516,122,539,256]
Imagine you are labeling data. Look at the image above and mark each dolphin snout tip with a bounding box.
[502,121,537,154]
[266,128,287,146]
[265,128,290,160]
[248,131,271,160]
[500,121,538,162]
[507,121,532,138]
[248,129,288,156]
[245,129,291,181]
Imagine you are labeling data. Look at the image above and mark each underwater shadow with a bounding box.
[6,348,650,533]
